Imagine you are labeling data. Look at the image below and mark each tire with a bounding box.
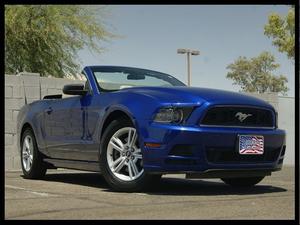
[221,176,265,187]
[99,118,161,192]
[21,128,47,179]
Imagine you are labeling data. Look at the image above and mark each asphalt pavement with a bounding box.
[5,166,295,219]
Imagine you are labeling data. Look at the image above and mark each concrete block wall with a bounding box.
[277,97,295,165]
[5,73,84,170]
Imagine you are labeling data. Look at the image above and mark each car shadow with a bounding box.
[40,172,110,189]
[39,172,287,196]
[144,177,287,196]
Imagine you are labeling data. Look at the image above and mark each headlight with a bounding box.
[153,107,193,124]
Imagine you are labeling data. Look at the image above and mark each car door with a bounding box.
[44,81,101,161]
[44,95,83,160]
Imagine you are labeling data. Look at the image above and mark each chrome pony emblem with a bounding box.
[235,112,252,122]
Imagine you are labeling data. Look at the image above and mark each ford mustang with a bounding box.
[17,66,286,192]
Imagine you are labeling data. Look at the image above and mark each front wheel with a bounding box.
[100,118,161,192]
[221,176,265,187]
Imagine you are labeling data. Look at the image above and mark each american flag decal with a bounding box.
[239,135,264,155]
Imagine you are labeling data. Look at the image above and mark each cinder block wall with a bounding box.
[277,97,295,165]
[5,73,84,170]
[4,74,294,170]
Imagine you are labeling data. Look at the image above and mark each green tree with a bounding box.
[264,6,295,60]
[226,52,288,95]
[5,5,115,77]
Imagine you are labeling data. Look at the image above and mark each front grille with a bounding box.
[206,146,281,164]
[200,106,274,128]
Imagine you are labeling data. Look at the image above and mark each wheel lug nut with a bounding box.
[126,158,129,162]
[131,156,134,160]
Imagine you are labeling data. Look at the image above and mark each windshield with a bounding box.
[91,66,186,91]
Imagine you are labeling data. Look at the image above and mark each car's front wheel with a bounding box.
[100,118,161,192]
[221,176,265,187]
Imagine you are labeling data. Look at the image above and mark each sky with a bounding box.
[78,5,295,97]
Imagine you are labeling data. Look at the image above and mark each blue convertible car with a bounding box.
[17,66,286,192]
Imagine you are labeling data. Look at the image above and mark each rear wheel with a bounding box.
[100,118,161,192]
[221,176,265,187]
[21,128,47,179]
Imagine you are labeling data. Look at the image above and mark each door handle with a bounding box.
[45,107,53,114]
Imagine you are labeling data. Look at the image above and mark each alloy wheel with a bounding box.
[22,135,34,172]
[106,127,144,181]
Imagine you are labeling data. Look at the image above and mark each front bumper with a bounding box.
[140,122,286,176]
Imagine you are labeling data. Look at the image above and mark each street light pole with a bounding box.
[177,48,200,86]
[187,51,191,86]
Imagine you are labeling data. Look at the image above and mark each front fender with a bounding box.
[100,105,139,133]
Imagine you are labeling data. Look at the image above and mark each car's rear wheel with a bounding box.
[21,128,47,179]
[100,118,161,192]
[221,176,265,187]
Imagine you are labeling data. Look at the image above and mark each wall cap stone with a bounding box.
[17,72,40,77]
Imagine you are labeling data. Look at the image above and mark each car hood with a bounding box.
[120,86,274,109]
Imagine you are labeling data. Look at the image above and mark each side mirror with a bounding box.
[63,84,87,96]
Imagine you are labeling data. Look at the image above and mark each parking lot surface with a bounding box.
[5,166,295,219]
